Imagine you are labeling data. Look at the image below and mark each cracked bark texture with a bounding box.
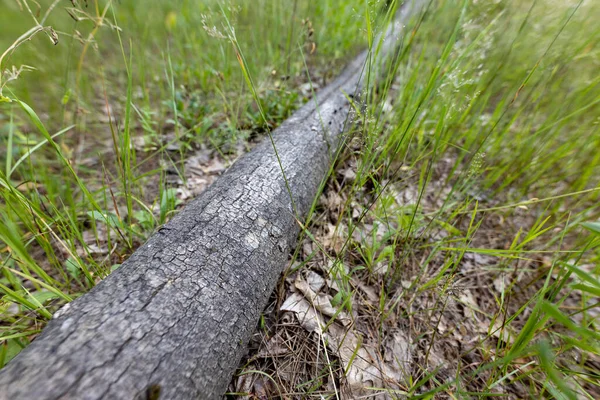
[0,3,422,399]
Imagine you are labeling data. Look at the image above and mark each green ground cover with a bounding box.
[0,0,370,367]
[1,0,599,398]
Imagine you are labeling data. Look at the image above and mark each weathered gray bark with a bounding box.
[0,3,421,399]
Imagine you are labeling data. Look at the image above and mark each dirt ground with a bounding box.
[226,141,600,399]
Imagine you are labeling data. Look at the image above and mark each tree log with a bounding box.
[0,3,422,399]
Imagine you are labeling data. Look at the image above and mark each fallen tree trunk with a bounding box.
[0,3,422,399]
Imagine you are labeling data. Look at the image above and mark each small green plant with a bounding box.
[0,0,372,367]
[1,0,599,398]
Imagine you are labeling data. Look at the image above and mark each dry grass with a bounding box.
[1,0,598,398]
[229,0,600,398]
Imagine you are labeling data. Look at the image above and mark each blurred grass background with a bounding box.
[0,0,375,366]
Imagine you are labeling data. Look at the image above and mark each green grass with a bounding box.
[0,0,373,367]
[231,0,600,397]
[2,0,600,398]
[314,0,600,397]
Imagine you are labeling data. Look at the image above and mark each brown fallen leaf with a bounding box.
[255,332,289,358]
[280,292,324,333]
[325,324,386,397]
[294,275,351,326]
[306,270,325,292]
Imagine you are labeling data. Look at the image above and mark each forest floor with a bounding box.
[1,1,600,399]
